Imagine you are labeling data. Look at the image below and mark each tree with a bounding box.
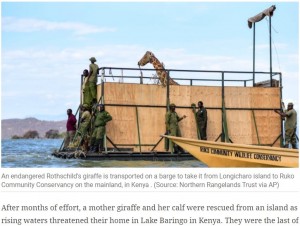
[23,130,39,139]
[45,129,60,139]
[11,135,21,139]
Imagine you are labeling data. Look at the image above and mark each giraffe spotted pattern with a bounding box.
[138,51,179,87]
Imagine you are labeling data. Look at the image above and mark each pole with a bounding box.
[221,72,225,142]
[248,5,276,87]
[165,70,170,151]
[279,73,284,147]
[269,16,273,87]
[101,69,105,102]
[135,107,142,153]
[166,70,170,110]
[100,69,108,153]
[252,110,261,145]
[253,23,256,86]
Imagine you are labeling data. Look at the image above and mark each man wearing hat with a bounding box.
[274,102,297,149]
[87,57,99,105]
[165,103,186,153]
[90,104,112,153]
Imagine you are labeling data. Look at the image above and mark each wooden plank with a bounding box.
[254,110,281,145]
[226,110,253,144]
[99,83,281,151]
[225,87,251,108]
[138,107,166,151]
[105,106,137,148]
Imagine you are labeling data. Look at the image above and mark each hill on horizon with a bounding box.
[1,117,67,139]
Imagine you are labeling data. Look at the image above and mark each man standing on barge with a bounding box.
[87,57,99,105]
[82,69,91,107]
[196,101,208,140]
[274,102,297,149]
[165,103,186,154]
[69,104,91,150]
[90,104,112,153]
[64,109,77,148]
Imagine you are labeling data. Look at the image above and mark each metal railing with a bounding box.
[59,67,283,153]
[95,67,283,148]
[98,67,282,88]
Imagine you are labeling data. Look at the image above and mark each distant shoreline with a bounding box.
[1,117,66,140]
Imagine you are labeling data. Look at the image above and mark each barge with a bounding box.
[53,52,288,164]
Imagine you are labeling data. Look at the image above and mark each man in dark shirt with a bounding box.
[196,101,208,140]
[64,109,77,148]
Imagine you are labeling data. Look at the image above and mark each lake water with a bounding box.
[1,139,206,168]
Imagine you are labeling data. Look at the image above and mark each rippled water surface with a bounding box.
[1,139,206,168]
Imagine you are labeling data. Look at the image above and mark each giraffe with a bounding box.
[138,51,179,87]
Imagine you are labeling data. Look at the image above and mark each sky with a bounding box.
[1,1,299,121]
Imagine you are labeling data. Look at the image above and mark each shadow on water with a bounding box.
[1,139,206,168]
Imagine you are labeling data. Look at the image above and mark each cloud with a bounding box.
[2,17,116,35]
[248,43,288,51]
[1,91,21,98]
[2,44,291,81]
[2,45,298,120]
[1,45,278,84]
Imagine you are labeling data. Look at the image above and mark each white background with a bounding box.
[1,168,299,225]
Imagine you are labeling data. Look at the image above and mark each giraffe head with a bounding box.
[138,51,154,66]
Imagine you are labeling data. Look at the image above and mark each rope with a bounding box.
[264,17,282,72]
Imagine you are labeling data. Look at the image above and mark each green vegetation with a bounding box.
[11,135,22,139]
[11,129,65,139]
[45,129,64,139]
[23,130,39,139]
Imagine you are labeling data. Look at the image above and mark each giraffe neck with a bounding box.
[150,55,164,71]
[148,53,178,86]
